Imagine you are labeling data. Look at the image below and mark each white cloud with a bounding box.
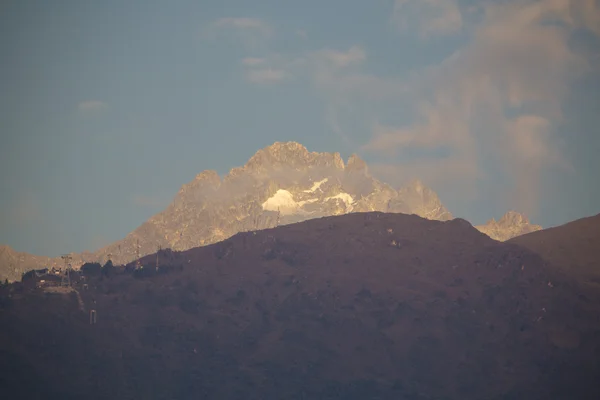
[213,17,271,35]
[363,0,600,215]
[239,52,307,85]
[238,45,406,140]
[241,57,266,66]
[77,100,107,112]
[314,46,366,69]
[392,0,463,37]
[207,17,272,50]
[245,68,288,84]
[303,46,409,102]
[369,157,482,201]
[219,1,598,215]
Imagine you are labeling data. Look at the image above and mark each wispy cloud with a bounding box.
[245,68,288,84]
[213,17,271,35]
[240,54,303,85]
[206,17,272,50]
[363,0,599,215]
[219,0,598,216]
[296,29,308,39]
[313,46,366,69]
[392,0,463,37]
[241,57,266,66]
[237,45,405,138]
[77,100,107,113]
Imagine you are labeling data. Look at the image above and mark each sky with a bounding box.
[1,0,599,257]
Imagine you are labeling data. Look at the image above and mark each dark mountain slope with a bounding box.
[1,212,599,400]
[509,213,600,287]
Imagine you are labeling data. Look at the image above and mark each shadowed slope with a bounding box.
[1,212,599,400]
[509,213,600,287]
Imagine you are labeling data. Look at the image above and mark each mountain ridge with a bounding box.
[508,212,600,287]
[0,141,541,281]
[476,210,542,241]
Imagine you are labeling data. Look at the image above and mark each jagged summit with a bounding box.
[476,211,542,242]
[241,141,345,173]
[346,154,368,173]
[484,211,532,226]
[178,170,221,196]
[406,178,425,192]
[86,141,455,266]
[498,210,532,226]
[194,170,220,182]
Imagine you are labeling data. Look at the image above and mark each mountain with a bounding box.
[0,142,536,281]
[475,211,543,241]
[92,142,452,264]
[1,212,599,399]
[509,213,600,287]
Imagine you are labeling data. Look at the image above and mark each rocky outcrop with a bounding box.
[476,211,543,242]
[91,142,453,266]
[0,141,537,281]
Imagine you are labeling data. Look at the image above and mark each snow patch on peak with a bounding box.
[304,178,328,193]
[262,189,317,215]
[325,192,355,212]
[262,190,299,215]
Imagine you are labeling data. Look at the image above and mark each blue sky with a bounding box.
[1,0,599,257]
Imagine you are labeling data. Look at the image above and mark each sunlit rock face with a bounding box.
[476,211,543,241]
[91,141,453,265]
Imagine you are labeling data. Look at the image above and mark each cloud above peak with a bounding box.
[314,46,366,69]
[241,57,266,66]
[246,68,289,84]
[366,0,600,215]
[215,0,599,218]
[392,0,463,37]
[212,17,271,35]
[77,100,107,113]
[205,17,273,51]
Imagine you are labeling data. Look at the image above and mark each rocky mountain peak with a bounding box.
[244,142,306,170]
[194,170,220,182]
[476,211,542,242]
[0,141,540,281]
[346,154,368,173]
[406,178,425,193]
[177,170,220,196]
[87,142,461,265]
[390,178,453,221]
[252,141,309,164]
[240,141,345,173]
[498,211,530,226]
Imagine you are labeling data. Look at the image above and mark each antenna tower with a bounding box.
[61,254,72,287]
[135,239,142,270]
[156,244,162,271]
[276,207,281,227]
